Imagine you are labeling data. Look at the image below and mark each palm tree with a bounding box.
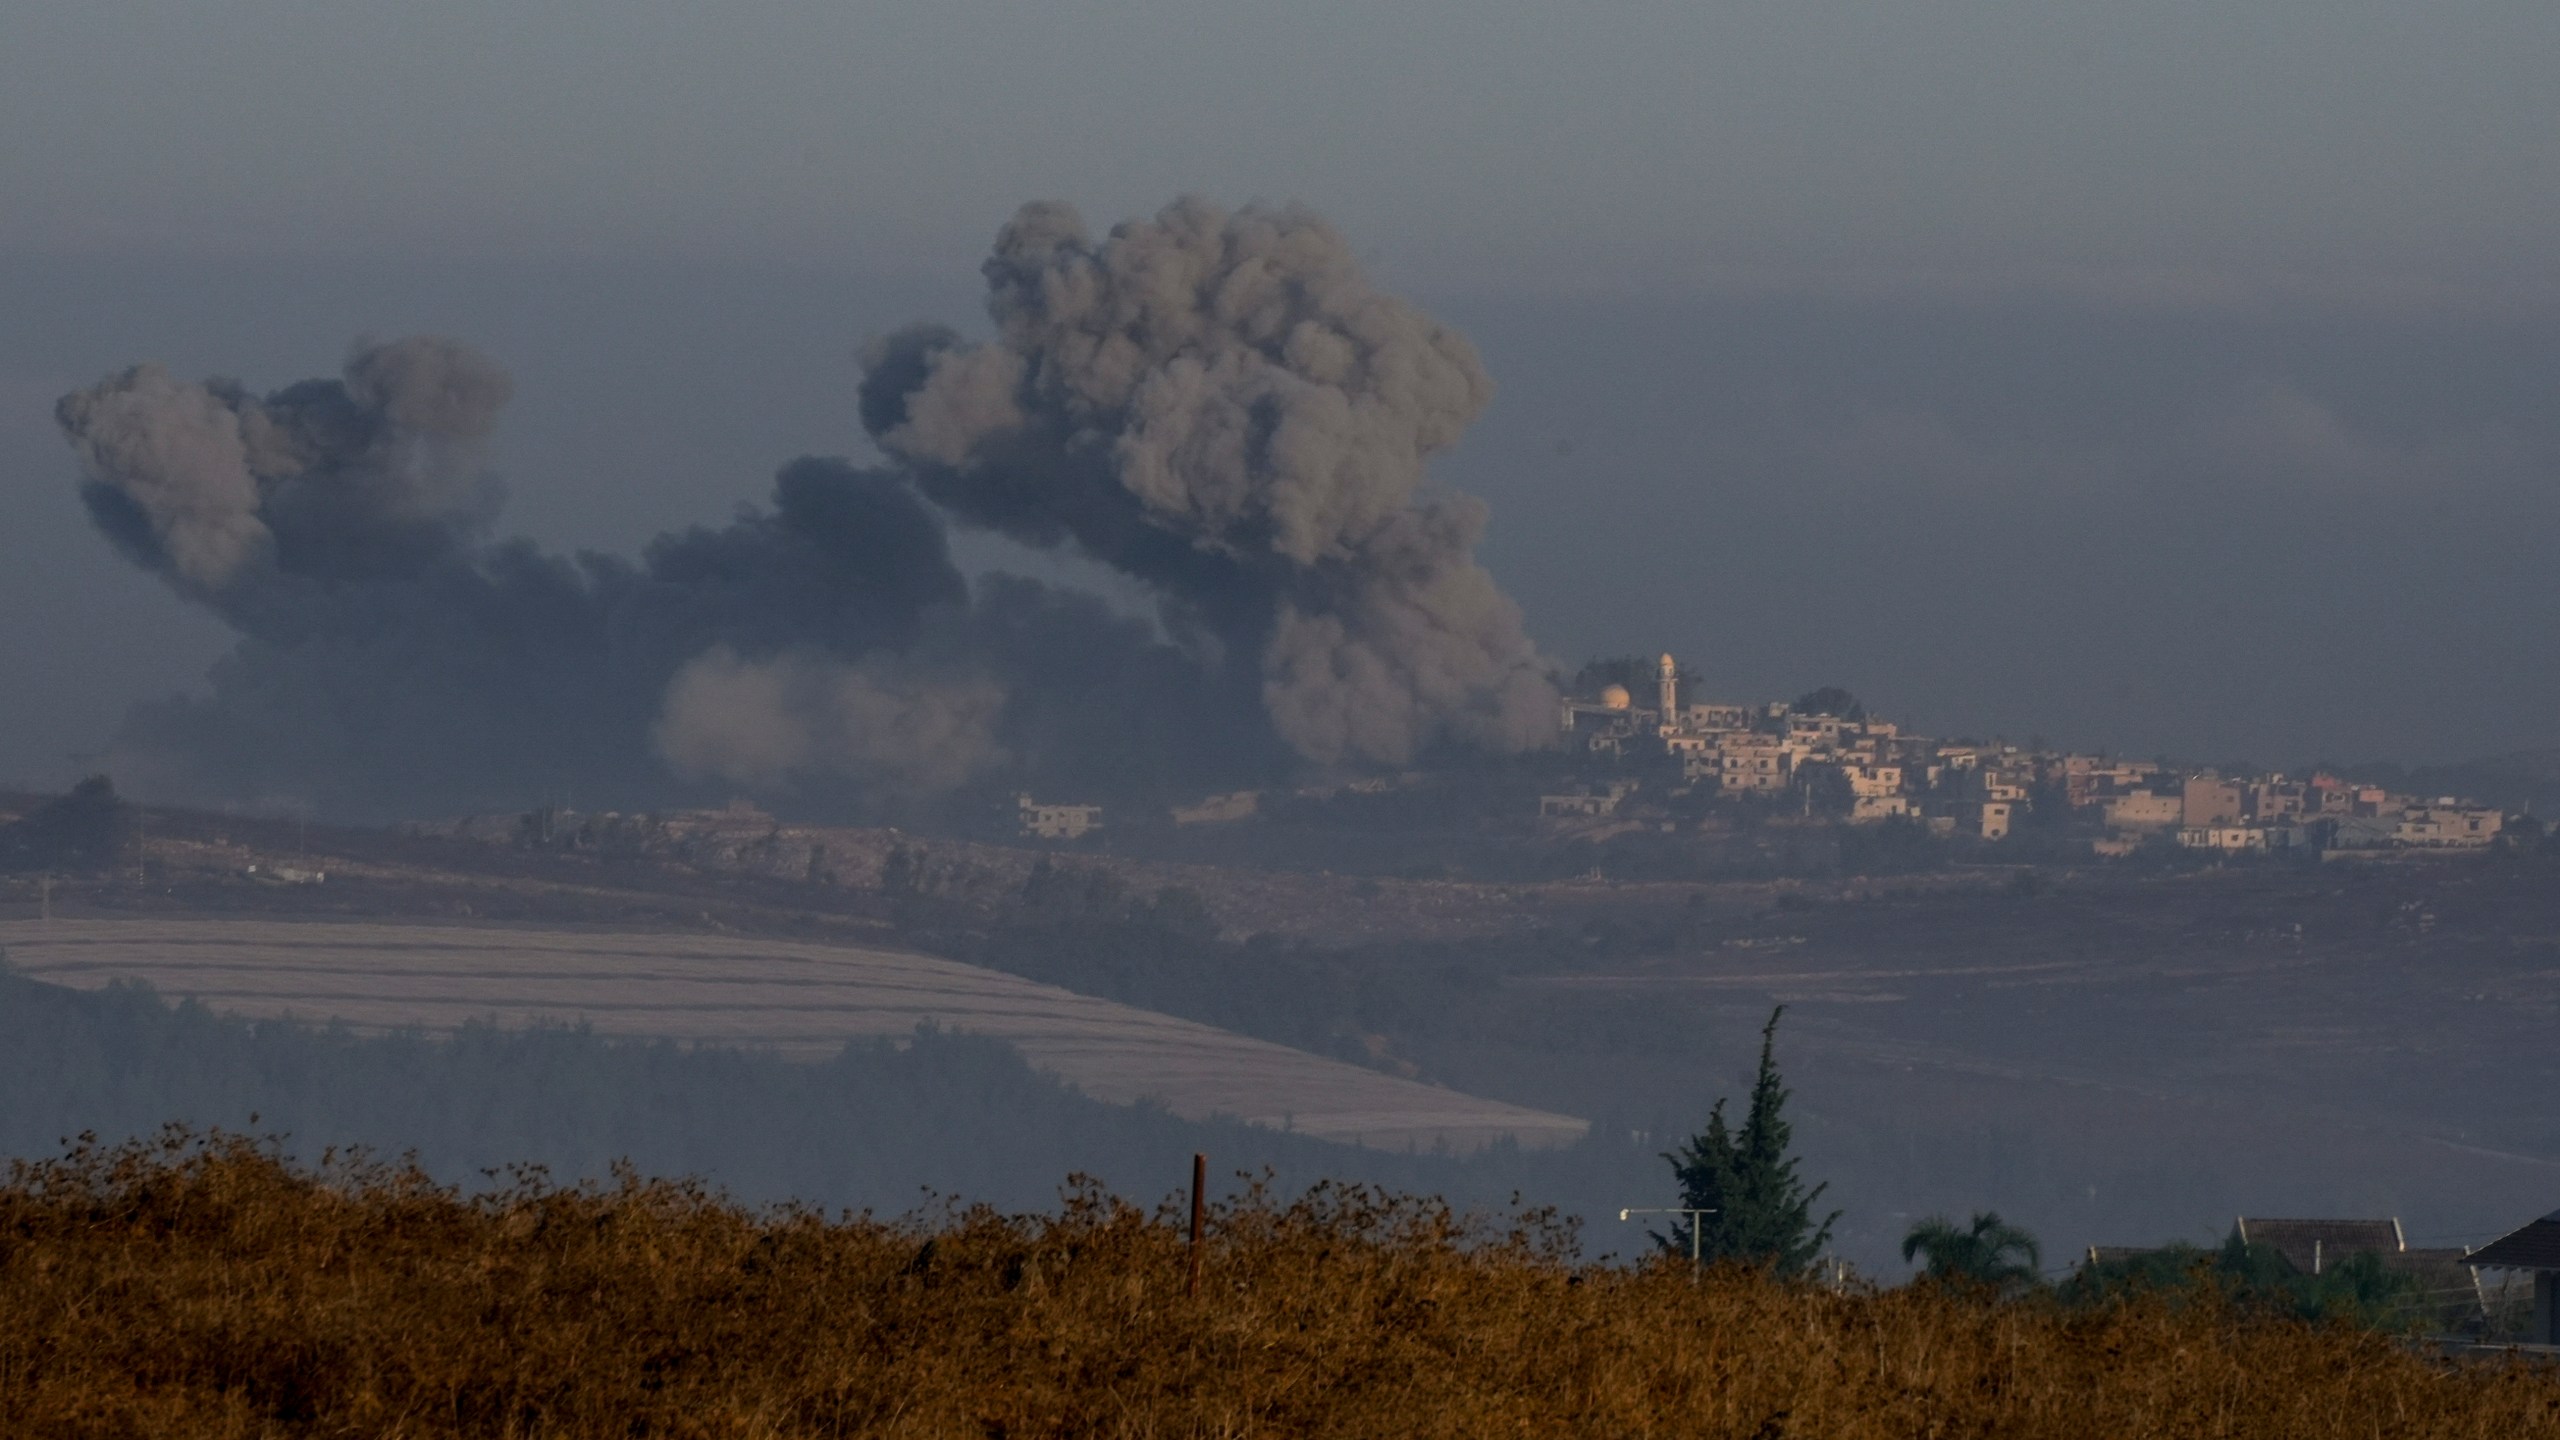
[1901,1211,2042,1295]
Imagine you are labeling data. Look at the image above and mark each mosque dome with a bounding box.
[1599,683,1633,710]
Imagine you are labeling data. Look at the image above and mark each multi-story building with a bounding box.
[2104,793,2184,830]
[1540,779,1642,820]
[2251,778,2308,821]
[1850,794,1916,823]
[1019,795,1104,840]
[2179,823,2305,852]
[1716,739,1793,793]
[2395,806,2503,848]
[2182,776,2246,827]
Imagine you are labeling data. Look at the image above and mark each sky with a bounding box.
[4,1,2558,791]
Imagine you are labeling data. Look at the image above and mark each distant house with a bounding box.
[2182,776,2246,827]
[1539,779,1639,820]
[2234,1217,2403,1274]
[1170,791,1259,826]
[1849,794,1915,824]
[2093,1218,2485,1334]
[2103,793,2183,831]
[1715,741,1792,794]
[2396,805,2503,849]
[2252,779,2308,821]
[1018,795,1104,841]
[2462,1208,2560,1345]
[1841,762,1904,798]
[1936,800,2012,841]
[1680,702,1750,733]
[2320,815,2400,852]
[2178,823,2304,853]
[2236,1217,2486,1334]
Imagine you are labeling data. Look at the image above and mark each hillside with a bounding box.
[0,917,1583,1153]
[11,786,2560,1270]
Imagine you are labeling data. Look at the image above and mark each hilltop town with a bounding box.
[1012,652,2519,867]
[1537,653,2509,858]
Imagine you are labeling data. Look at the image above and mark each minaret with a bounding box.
[1657,652,1679,729]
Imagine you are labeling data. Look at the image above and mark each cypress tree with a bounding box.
[1661,1006,1838,1275]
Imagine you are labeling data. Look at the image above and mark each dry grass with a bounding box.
[2,1134,2552,1438]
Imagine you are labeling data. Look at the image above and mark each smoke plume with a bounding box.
[55,199,1553,818]
[656,649,1007,796]
[860,198,1557,765]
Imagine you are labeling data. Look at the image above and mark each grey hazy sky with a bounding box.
[6,2,2556,298]
[4,3,2558,789]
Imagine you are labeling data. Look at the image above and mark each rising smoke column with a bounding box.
[54,200,1553,816]
[53,341,1027,814]
[859,198,1559,766]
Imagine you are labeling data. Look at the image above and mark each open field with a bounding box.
[4,1135,2555,1439]
[0,918,1587,1154]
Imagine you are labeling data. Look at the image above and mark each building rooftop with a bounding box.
[2464,1211,2560,1271]
[2234,1217,2402,1273]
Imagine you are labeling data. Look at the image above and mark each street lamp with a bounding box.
[1619,1206,1717,1269]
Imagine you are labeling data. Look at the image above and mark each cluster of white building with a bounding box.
[1547,654,2509,855]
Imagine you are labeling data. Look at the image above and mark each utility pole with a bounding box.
[1620,1207,1718,1271]
[1187,1152,1208,1298]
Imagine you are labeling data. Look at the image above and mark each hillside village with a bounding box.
[1539,653,2508,858]
[1002,650,2517,865]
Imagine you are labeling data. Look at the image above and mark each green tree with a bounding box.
[1661,1007,1838,1276]
[1797,762,1855,819]
[2060,1235,2428,1332]
[1901,1211,2043,1295]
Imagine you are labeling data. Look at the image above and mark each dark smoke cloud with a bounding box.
[54,200,1551,817]
[860,198,1558,766]
[59,338,512,601]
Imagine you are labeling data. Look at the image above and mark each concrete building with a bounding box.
[1170,791,1259,825]
[1662,732,1715,761]
[2252,779,2308,821]
[2178,823,2304,853]
[1680,702,1750,732]
[2396,805,2503,848]
[1715,741,1792,793]
[1539,779,1639,820]
[2182,776,2246,827]
[1850,794,1916,823]
[1842,762,1904,798]
[1963,800,2013,841]
[1019,795,1104,841]
[2104,793,2183,831]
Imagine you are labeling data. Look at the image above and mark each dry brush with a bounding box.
[1,1133,2551,1438]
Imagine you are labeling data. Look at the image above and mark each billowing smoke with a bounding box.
[55,199,1553,818]
[656,649,1006,796]
[860,199,1558,765]
[60,339,512,602]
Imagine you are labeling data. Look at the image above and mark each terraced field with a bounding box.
[0,919,1587,1154]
